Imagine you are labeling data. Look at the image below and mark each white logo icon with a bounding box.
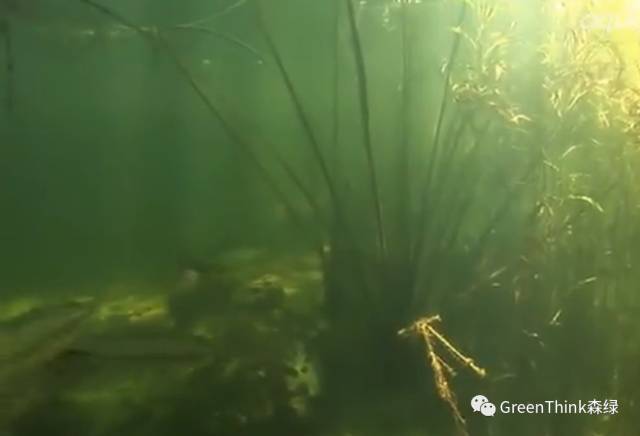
[471,394,496,417]
[481,402,496,416]
[471,395,489,412]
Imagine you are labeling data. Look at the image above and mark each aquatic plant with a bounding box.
[249,2,529,432]
[10,0,640,434]
[66,0,533,432]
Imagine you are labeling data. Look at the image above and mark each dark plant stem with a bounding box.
[426,115,485,232]
[253,2,383,318]
[344,0,387,259]
[398,0,412,262]
[414,1,468,260]
[165,25,265,63]
[468,156,541,263]
[255,1,342,220]
[410,117,459,264]
[331,0,341,172]
[1,19,14,113]
[428,1,468,179]
[158,32,316,238]
[275,149,326,232]
[77,0,312,238]
[414,116,473,262]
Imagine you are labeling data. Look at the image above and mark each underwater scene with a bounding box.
[1,0,639,435]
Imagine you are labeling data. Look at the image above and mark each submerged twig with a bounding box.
[344,0,387,259]
[399,315,486,435]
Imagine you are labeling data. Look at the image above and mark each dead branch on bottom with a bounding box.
[399,314,486,435]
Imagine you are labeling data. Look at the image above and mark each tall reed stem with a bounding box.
[255,1,342,222]
[413,1,468,263]
[398,0,412,261]
[77,0,311,236]
[331,0,341,172]
[345,0,387,259]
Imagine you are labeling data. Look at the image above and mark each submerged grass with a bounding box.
[73,0,547,431]
[343,0,387,259]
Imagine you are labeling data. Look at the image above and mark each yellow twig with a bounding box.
[399,314,486,435]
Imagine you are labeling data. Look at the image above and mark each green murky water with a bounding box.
[1,1,639,435]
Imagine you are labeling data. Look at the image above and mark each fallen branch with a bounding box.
[399,314,486,435]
